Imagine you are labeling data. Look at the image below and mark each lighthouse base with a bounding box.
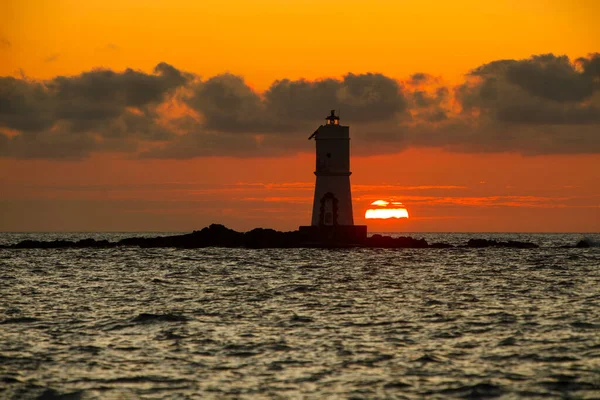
[298,225,367,246]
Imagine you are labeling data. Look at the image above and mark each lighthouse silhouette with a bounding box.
[300,110,367,244]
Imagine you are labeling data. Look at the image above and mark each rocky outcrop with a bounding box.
[0,224,545,249]
[366,234,429,248]
[575,239,591,248]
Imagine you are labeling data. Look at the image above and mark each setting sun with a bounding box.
[365,200,409,219]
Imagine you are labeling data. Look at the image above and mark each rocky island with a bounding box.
[1,224,544,249]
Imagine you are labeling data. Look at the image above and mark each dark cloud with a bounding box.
[467,54,600,104]
[499,54,592,102]
[405,82,449,126]
[423,53,600,154]
[0,63,190,158]
[1,53,600,159]
[148,72,408,159]
[265,73,406,124]
[412,91,431,108]
[0,77,54,131]
[358,54,600,155]
[51,62,188,112]
[183,74,268,133]
[0,37,10,48]
[411,89,447,108]
[181,72,407,134]
[577,53,600,78]
[407,73,434,86]
[458,53,600,125]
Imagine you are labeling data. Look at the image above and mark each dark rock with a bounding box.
[365,235,428,248]
[244,228,301,248]
[131,313,189,323]
[75,238,114,248]
[1,225,540,250]
[575,239,590,248]
[467,238,496,248]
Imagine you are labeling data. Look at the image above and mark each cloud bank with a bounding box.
[1,53,599,159]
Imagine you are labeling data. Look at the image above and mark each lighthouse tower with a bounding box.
[309,110,354,226]
[300,110,367,244]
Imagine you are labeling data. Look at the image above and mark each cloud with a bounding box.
[1,53,600,159]
[146,71,408,158]
[469,55,596,102]
[264,73,407,125]
[183,74,268,133]
[443,53,600,154]
[0,77,54,132]
[459,54,600,121]
[180,72,407,134]
[0,63,191,159]
[406,72,438,86]
[0,37,10,49]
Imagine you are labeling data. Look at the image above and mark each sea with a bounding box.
[1,232,599,399]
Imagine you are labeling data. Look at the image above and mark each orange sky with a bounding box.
[3,0,599,88]
[1,0,599,232]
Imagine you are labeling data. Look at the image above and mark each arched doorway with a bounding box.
[319,192,339,226]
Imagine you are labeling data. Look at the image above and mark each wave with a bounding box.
[131,313,190,323]
[0,317,40,324]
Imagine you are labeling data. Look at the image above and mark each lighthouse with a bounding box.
[309,110,354,226]
[300,110,367,244]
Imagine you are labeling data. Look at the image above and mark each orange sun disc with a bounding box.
[365,200,409,219]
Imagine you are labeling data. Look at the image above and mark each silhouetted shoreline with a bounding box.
[0,224,576,250]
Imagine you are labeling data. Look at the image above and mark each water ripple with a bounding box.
[1,234,599,398]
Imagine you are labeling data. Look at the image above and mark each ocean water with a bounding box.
[1,232,599,399]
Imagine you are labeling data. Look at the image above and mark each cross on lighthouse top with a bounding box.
[325,109,339,125]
